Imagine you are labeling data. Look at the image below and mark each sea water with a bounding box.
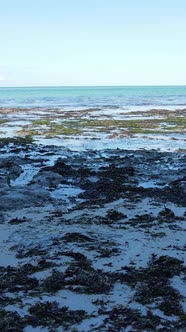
[0,85,186,109]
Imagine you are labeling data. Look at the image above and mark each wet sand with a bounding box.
[0,139,185,331]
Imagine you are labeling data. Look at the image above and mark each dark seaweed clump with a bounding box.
[0,303,87,331]
[43,252,114,294]
[27,301,87,328]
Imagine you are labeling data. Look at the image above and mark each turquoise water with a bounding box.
[0,86,186,109]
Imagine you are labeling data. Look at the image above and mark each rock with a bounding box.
[46,159,74,177]
[0,187,52,211]
[30,171,64,188]
[63,232,94,243]
[158,207,175,223]
[106,210,127,221]
[0,158,23,180]
[8,217,28,224]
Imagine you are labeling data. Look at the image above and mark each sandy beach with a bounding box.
[0,106,185,331]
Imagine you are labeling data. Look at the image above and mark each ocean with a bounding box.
[0,86,186,109]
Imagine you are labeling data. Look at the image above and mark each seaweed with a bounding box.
[27,301,87,328]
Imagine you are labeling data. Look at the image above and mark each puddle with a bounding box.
[138,180,167,189]
[12,165,39,186]
[51,185,83,199]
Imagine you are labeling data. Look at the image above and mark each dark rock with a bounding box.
[47,160,75,177]
[9,217,28,224]
[106,210,127,221]
[63,232,94,243]
[158,207,175,223]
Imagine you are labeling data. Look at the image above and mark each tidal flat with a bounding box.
[0,107,186,331]
[0,107,185,151]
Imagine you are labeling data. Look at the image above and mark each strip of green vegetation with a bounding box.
[32,119,52,126]
[164,126,186,132]
[166,116,186,126]
[15,115,186,138]
[164,117,186,131]
[18,129,39,136]
[44,124,82,136]
[78,119,160,129]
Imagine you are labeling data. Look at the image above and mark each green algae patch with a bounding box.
[18,121,83,138]
[32,119,52,126]
[164,116,186,131]
[0,136,33,145]
[166,116,186,126]
[48,124,82,136]
[3,108,185,140]
[0,120,7,125]
[31,116,185,137]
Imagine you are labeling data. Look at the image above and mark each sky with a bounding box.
[0,0,186,86]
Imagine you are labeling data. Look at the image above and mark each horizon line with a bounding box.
[0,84,186,88]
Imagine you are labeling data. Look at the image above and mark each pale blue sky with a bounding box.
[0,0,186,86]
